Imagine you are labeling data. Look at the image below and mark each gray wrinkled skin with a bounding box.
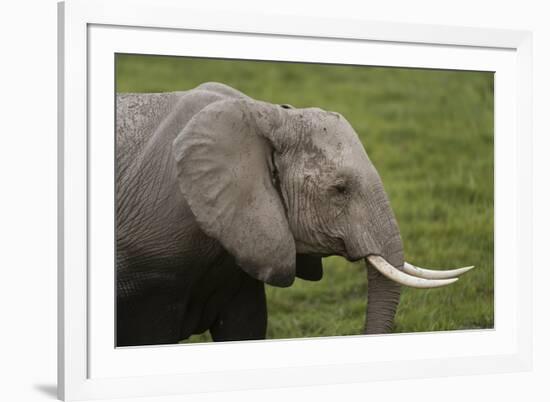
[116,82,402,346]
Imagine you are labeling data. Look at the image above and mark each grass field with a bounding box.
[116,54,494,341]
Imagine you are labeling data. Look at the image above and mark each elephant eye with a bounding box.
[331,182,348,195]
[335,184,346,193]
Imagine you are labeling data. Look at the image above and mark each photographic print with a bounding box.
[115,55,494,347]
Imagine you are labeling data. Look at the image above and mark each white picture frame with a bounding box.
[58,0,533,400]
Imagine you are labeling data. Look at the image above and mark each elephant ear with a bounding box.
[173,98,296,287]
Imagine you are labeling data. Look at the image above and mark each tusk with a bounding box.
[403,262,475,280]
[366,255,458,289]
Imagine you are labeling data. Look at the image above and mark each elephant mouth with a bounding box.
[295,236,348,258]
[299,238,475,290]
[365,254,475,289]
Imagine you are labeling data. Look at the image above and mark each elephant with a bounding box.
[116,82,473,347]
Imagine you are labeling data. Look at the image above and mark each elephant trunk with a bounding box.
[345,161,472,333]
[364,263,402,334]
[364,231,403,334]
[361,223,471,333]
[341,167,405,334]
[342,168,404,334]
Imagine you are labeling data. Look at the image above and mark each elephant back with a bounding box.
[116,83,248,176]
[116,92,184,175]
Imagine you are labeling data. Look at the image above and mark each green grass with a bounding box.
[116,54,494,341]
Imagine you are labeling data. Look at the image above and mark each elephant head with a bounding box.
[173,88,473,334]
